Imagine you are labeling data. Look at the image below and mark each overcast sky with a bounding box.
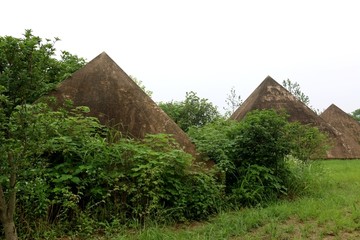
[1,0,359,114]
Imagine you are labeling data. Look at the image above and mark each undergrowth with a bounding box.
[109,160,360,240]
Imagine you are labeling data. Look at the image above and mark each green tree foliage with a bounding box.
[223,86,243,118]
[282,79,321,114]
[159,91,221,132]
[0,30,85,240]
[0,30,85,113]
[282,79,310,106]
[351,108,360,122]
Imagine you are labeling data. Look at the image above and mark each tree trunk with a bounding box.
[0,151,18,240]
[3,220,18,240]
[1,188,19,240]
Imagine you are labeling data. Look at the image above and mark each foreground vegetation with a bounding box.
[0,30,350,240]
[106,160,360,239]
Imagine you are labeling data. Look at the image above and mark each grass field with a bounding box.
[105,160,360,240]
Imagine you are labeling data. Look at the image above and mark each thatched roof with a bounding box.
[230,76,353,159]
[320,104,360,158]
[49,52,197,156]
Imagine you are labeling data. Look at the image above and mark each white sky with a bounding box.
[1,0,359,114]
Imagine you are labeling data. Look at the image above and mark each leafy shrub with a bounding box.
[285,122,329,160]
[188,119,239,173]
[231,109,291,171]
[11,103,223,238]
[229,164,286,206]
[82,134,223,224]
[189,109,328,207]
[174,168,224,221]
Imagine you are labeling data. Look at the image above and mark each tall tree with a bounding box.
[282,79,310,106]
[223,86,243,118]
[282,79,321,113]
[0,30,85,240]
[159,91,220,132]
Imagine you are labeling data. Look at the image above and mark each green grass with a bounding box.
[99,160,360,240]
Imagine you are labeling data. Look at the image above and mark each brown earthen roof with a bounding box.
[230,76,356,159]
[49,52,197,156]
[320,104,360,158]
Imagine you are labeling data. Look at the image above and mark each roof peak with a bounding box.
[263,75,276,82]
[323,104,348,115]
[260,75,283,87]
[49,51,197,157]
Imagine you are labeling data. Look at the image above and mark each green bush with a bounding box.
[188,119,239,173]
[12,105,223,238]
[229,164,286,206]
[81,134,223,224]
[285,122,329,160]
[231,109,291,171]
[178,168,224,220]
[189,109,329,207]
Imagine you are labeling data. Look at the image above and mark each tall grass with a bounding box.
[106,160,360,240]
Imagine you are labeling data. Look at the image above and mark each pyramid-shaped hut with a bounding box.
[230,76,353,159]
[320,104,360,158]
[49,52,197,156]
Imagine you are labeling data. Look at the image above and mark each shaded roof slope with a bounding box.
[49,52,197,156]
[230,76,354,159]
[320,104,360,158]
